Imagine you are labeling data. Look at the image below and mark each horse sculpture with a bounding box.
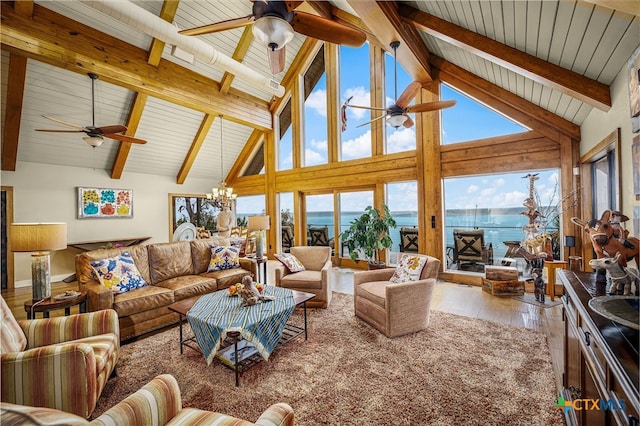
[589,253,639,296]
[571,210,639,268]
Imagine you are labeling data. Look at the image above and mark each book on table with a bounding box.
[216,340,258,366]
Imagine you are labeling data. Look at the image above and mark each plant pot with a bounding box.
[368,261,386,270]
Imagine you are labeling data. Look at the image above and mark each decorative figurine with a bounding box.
[216,203,234,238]
[238,275,274,307]
[589,253,640,296]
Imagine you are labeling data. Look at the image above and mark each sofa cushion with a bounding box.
[390,254,428,283]
[0,296,27,354]
[77,245,151,288]
[112,285,175,317]
[200,268,251,290]
[290,246,330,271]
[208,246,240,272]
[279,270,323,290]
[274,253,306,273]
[148,242,194,284]
[190,238,229,274]
[154,275,217,301]
[357,281,388,309]
[90,252,149,294]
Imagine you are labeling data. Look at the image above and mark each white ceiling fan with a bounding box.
[341,41,456,130]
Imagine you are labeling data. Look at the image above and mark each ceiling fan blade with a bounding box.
[41,115,86,130]
[291,12,366,47]
[395,82,422,109]
[356,114,387,128]
[402,115,414,128]
[268,46,286,74]
[96,125,128,134]
[178,15,254,36]
[105,133,147,145]
[35,129,85,133]
[346,104,389,112]
[405,100,457,113]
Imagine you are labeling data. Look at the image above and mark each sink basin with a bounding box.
[588,296,640,330]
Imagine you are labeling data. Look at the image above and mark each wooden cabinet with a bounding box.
[559,270,639,426]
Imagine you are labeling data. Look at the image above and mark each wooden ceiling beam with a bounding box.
[432,56,580,142]
[177,114,216,185]
[399,3,612,111]
[0,3,273,131]
[346,0,432,82]
[112,0,180,179]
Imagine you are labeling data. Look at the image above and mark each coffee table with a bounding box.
[168,288,314,386]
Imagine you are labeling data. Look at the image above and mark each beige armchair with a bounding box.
[353,254,440,338]
[274,246,332,308]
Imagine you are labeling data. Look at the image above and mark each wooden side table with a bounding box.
[24,291,87,319]
[251,256,268,285]
[543,260,567,301]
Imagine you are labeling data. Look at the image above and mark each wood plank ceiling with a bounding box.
[1,1,638,186]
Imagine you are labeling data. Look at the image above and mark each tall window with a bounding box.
[235,195,265,226]
[386,181,418,263]
[305,193,334,249]
[278,98,293,171]
[384,50,416,154]
[592,151,617,215]
[340,44,371,160]
[303,46,328,166]
[338,190,374,259]
[279,192,294,252]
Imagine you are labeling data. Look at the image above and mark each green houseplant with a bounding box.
[341,204,397,268]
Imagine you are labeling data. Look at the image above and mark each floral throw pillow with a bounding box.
[390,254,428,283]
[274,253,306,273]
[208,245,240,272]
[90,252,148,294]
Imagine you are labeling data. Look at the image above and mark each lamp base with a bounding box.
[31,252,51,301]
[255,231,264,259]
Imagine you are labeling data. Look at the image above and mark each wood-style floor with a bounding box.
[1,261,565,393]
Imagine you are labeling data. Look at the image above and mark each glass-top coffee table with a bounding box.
[168,287,314,386]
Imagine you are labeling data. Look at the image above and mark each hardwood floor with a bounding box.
[1,261,565,393]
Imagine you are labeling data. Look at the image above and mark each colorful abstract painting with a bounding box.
[78,187,133,218]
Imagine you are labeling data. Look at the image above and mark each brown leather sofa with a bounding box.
[76,238,254,341]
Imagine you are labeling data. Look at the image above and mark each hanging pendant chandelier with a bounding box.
[206,115,237,208]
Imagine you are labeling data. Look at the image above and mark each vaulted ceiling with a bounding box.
[2,1,638,187]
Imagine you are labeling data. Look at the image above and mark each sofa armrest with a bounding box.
[19,309,120,347]
[239,258,257,278]
[273,262,288,285]
[0,402,88,425]
[254,402,295,426]
[1,343,97,417]
[92,374,182,426]
[353,268,395,287]
[83,282,114,312]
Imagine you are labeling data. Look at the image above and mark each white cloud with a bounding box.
[304,148,326,166]
[343,86,370,120]
[305,89,327,117]
[309,139,327,150]
[386,127,415,152]
[341,130,372,159]
[467,184,479,194]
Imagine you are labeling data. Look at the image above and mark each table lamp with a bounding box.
[247,215,270,258]
[10,223,67,300]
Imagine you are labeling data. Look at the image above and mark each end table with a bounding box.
[24,291,87,319]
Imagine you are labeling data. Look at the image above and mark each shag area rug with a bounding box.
[94,293,562,425]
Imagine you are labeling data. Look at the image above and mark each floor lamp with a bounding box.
[248,215,270,258]
[10,223,67,300]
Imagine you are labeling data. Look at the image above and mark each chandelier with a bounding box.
[206,115,237,208]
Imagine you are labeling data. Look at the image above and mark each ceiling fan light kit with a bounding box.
[387,114,408,128]
[252,16,294,51]
[83,136,104,148]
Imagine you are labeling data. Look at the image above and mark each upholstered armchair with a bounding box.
[353,254,440,338]
[274,246,332,308]
[0,374,295,426]
[0,296,119,418]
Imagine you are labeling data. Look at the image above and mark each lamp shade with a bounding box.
[10,223,67,252]
[247,215,270,231]
[252,16,294,50]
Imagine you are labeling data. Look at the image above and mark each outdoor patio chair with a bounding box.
[452,228,493,269]
[282,225,294,252]
[399,227,419,253]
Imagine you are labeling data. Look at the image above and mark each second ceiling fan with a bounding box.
[179,0,367,74]
[342,41,456,130]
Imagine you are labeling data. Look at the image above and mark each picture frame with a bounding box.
[634,135,640,200]
[78,187,133,219]
[628,44,640,133]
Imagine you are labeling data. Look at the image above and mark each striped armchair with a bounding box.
[0,374,295,426]
[0,296,119,418]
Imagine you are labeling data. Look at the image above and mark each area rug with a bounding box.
[93,293,562,425]
[515,294,563,308]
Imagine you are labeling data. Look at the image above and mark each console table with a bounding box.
[558,270,639,426]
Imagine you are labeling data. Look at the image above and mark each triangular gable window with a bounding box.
[441,83,528,144]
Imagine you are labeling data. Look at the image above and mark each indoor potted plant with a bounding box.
[341,204,397,269]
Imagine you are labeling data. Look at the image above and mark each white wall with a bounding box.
[2,162,213,285]
[580,52,639,238]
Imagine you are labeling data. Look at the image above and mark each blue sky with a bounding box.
[238,43,559,215]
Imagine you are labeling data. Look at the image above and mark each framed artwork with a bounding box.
[78,187,133,219]
[168,193,236,241]
[628,44,640,133]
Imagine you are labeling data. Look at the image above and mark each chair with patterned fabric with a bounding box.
[0,295,120,418]
[0,374,295,425]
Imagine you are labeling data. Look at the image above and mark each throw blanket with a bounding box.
[187,286,296,366]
